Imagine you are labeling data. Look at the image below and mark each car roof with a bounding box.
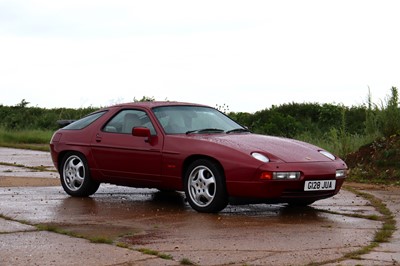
[108,101,209,110]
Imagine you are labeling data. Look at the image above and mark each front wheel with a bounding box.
[60,152,100,197]
[184,159,228,213]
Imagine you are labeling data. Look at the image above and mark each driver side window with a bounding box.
[103,109,156,135]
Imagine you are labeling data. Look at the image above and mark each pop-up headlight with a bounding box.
[319,150,336,160]
[251,152,269,163]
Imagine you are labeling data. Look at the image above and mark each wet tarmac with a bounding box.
[0,147,399,266]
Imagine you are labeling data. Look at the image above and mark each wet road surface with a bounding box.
[0,147,398,265]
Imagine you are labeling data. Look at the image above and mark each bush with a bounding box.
[0,102,97,131]
[380,87,400,137]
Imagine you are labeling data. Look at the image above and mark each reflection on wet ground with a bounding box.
[0,185,382,265]
[54,187,330,225]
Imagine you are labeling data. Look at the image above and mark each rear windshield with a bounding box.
[63,111,107,130]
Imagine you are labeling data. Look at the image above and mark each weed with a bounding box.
[89,236,113,244]
[116,242,130,249]
[159,253,173,260]
[138,248,158,256]
[36,224,72,236]
[180,258,196,265]
[137,248,173,260]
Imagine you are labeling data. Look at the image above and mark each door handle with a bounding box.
[95,133,102,142]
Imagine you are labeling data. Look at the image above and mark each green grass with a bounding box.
[296,131,377,159]
[88,236,113,244]
[36,224,81,237]
[0,128,53,144]
[137,248,173,260]
[116,242,130,248]
[180,258,197,265]
[0,128,52,151]
[35,224,114,244]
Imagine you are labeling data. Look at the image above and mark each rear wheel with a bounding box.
[60,152,100,197]
[184,159,228,213]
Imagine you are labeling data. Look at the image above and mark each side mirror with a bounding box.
[132,127,151,138]
[132,127,157,144]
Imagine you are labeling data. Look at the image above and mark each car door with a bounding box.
[90,109,163,185]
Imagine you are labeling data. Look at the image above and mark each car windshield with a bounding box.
[152,106,245,134]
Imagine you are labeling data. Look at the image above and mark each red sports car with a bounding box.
[50,101,347,213]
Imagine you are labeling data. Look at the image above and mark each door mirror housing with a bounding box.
[132,127,151,138]
[132,127,156,144]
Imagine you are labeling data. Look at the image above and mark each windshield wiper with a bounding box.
[186,128,225,134]
[226,128,250,134]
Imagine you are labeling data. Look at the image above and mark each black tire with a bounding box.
[184,159,228,213]
[60,152,100,197]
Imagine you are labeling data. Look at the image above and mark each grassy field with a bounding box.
[0,128,52,151]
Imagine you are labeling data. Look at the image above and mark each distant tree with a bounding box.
[134,96,155,102]
[317,103,343,131]
[16,99,30,108]
[228,112,254,129]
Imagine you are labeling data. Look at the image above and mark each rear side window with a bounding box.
[63,111,107,130]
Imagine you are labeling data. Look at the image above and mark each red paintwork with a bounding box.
[50,101,347,203]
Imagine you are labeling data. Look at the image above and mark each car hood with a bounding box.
[193,133,334,163]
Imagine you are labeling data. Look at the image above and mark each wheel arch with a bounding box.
[182,155,226,182]
[58,150,84,171]
[57,149,94,174]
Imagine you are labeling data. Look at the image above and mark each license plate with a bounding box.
[304,180,336,191]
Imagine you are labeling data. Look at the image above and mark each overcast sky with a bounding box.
[1,0,399,112]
